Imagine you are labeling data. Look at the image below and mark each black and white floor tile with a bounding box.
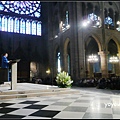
[0,88,120,119]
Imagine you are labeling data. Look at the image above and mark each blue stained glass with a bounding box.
[0,4,4,10]
[2,16,7,31]
[26,20,31,34]
[0,1,41,36]
[20,19,25,34]
[88,13,98,21]
[35,12,40,17]
[22,20,25,34]
[104,16,113,25]
[0,18,2,30]
[37,22,41,36]
[0,1,41,18]
[14,18,19,33]
[1,1,6,4]
[32,21,36,35]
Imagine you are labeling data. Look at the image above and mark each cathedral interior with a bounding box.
[0,1,120,85]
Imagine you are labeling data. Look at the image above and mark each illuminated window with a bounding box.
[37,22,41,36]
[14,18,19,33]
[57,52,61,73]
[8,17,13,32]
[0,17,2,30]
[0,1,41,18]
[88,13,102,27]
[20,19,25,34]
[88,13,98,21]
[104,16,114,26]
[0,4,4,10]
[32,21,36,35]
[66,11,69,25]
[0,1,41,36]
[2,16,7,31]
[26,20,31,34]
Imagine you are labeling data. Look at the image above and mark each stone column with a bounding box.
[116,53,120,76]
[98,51,108,78]
[89,62,94,78]
[86,60,90,78]
[63,53,68,73]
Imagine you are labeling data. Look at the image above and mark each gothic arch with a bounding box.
[63,38,71,74]
[64,37,70,54]
[53,43,61,74]
[107,35,120,53]
[84,33,102,52]
[84,34,101,76]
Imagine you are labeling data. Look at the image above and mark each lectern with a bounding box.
[11,59,20,90]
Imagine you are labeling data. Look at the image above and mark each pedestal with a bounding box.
[11,62,17,90]
[10,59,20,90]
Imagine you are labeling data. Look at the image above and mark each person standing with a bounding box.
[1,52,10,68]
[1,52,11,82]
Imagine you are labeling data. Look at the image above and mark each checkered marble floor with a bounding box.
[0,87,120,119]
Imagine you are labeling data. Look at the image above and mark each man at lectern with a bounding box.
[1,52,11,82]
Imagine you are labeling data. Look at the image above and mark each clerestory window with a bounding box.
[0,1,41,36]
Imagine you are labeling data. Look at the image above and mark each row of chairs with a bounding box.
[76,77,120,90]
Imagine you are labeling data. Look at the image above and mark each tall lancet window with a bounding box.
[32,21,36,35]
[26,20,31,34]
[2,16,7,31]
[37,22,41,36]
[14,18,19,33]
[8,17,13,32]
[20,19,25,34]
[66,11,69,25]
[57,52,61,73]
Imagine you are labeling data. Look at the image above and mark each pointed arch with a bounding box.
[53,43,61,73]
[107,35,120,53]
[63,37,71,74]
[84,33,102,52]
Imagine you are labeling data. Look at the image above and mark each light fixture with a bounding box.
[54,35,58,38]
[82,20,90,27]
[109,56,119,63]
[88,54,98,63]
[117,21,120,25]
[109,56,119,73]
[46,69,50,74]
[116,21,120,31]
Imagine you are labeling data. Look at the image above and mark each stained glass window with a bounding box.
[66,11,69,25]
[8,17,13,32]
[0,1,41,36]
[0,1,41,18]
[26,20,31,34]
[57,52,61,73]
[2,16,7,31]
[0,17,2,30]
[88,13,98,21]
[88,13,102,27]
[10,18,14,32]
[37,22,41,36]
[32,21,36,35]
[104,16,114,26]
[14,18,19,33]
[20,19,25,34]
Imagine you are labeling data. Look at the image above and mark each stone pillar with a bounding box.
[63,53,68,73]
[89,62,94,78]
[116,53,120,76]
[98,51,108,78]
[86,60,90,78]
